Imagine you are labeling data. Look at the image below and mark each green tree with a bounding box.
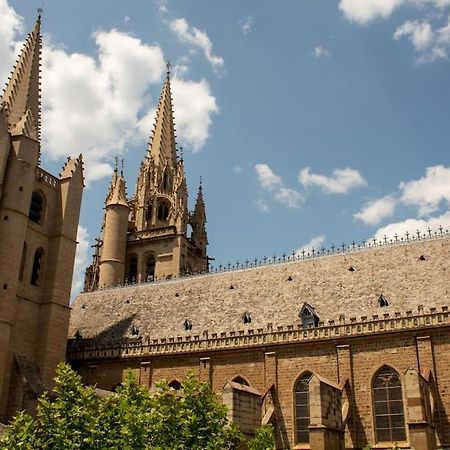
[0,363,242,450]
[247,424,276,450]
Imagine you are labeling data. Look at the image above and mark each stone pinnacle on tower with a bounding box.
[1,11,42,138]
[145,60,178,166]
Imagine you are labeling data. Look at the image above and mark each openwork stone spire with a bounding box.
[146,62,177,165]
[1,12,42,138]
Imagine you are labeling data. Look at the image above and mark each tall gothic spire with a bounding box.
[1,12,42,138]
[146,62,177,165]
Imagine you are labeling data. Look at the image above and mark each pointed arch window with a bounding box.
[146,255,156,281]
[294,372,312,444]
[162,170,170,191]
[372,367,406,443]
[31,247,44,286]
[157,201,169,221]
[29,191,45,224]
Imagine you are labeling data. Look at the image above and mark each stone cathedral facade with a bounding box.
[0,15,84,420]
[69,68,450,450]
[1,11,450,450]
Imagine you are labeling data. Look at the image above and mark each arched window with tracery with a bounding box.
[29,191,45,224]
[372,367,406,443]
[31,247,44,286]
[146,255,156,281]
[157,201,169,221]
[294,372,312,444]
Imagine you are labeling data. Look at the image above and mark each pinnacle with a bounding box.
[1,12,42,138]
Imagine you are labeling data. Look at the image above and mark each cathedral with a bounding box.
[83,62,208,292]
[0,14,84,420]
[1,13,450,450]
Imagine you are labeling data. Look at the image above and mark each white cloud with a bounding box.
[393,17,450,62]
[339,0,405,25]
[170,77,219,151]
[299,167,367,194]
[314,46,330,58]
[1,2,220,182]
[124,16,130,24]
[296,235,326,255]
[0,0,23,84]
[394,20,434,51]
[169,18,224,74]
[233,165,244,174]
[399,165,450,215]
[71,225,90,298]
[354,195,397,225]
[339,0,450,62]
[255,198,270,213]
[137,76,219,152]
[374,210,450,240]
[254,163,303,209]
[255,163,282,190]
[274,187,303,209]
[154,0,169,14]
[41,30,165,182]
[239,16,254,35]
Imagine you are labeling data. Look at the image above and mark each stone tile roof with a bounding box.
[69,237,450,345]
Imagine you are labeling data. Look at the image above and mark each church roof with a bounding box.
[69,234,450,345]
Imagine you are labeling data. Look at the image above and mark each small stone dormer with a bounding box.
[299,302,320,329]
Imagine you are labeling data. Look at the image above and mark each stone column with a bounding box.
[404,368,437,450]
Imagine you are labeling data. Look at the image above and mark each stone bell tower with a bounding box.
[85,64,208,290]
[0,12,84,419]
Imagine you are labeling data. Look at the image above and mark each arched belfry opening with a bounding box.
[157,200,169,221]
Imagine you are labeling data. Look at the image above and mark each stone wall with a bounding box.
[70,323,450,449]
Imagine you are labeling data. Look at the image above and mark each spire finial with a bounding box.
[120,158,124,177]
[114,156,118,173]
[199,176,203,190]
[37,6,43,20]
[166,60,171,78]
[180,146,184,161]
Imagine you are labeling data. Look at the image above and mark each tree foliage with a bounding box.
[0,363,242,450]
[247,424,276,450]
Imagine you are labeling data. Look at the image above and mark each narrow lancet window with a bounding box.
[295,372,312,444]
[31,248,44,286]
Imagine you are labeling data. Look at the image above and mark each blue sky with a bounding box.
[2,0,450,295]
